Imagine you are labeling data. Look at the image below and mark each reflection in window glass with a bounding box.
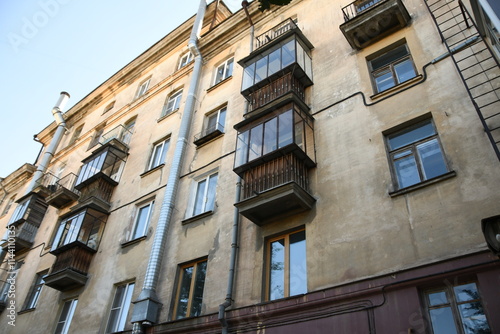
[268,48,281,75]
[175,260,207,319]
[278,110,293,148]
[263,118,278,155]
[249,124,263,161]
[255,57,268,83]
[282,39,296,68]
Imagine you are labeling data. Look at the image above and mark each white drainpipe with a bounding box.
[131,1,206,333]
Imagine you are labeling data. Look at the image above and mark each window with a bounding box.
[188,173,218,218]
[205,106,226,135]
[178,51,193,70]
[214,58,234,85]
[385,118,449,190]
[267,229,307,301]
[103,101,115,114]
[119,118,136,145]
[369,43,417,93]
[8,197,30,225]
[68,125,83,146]
[424,282,491,334]
[130,201,154,240]
[54,298,78,334]
[106,282,135,333]
[161,90,183,117]
[1,195,16,216]
[23,270,48,310]
[173,259,207,319]
[88,125,105,149]
[135,78,150,99]
[148,138,170,170]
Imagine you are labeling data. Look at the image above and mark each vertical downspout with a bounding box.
[130,1,206,333]
[0,92,69,264]
[218,2,254,333]
[25,92,70,194]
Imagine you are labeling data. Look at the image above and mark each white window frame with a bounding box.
[205,106,227,135]
[214,58,234,85]
[148,138,170,170]
[1,195,16,216]
[161,90,183,117]
[105,282,135,333]
[178,51,193,70]
[186,172,219,218]
[23,270,48,310]
[135,78,150,99]
[130,201,154,240]
[54,298,78,334]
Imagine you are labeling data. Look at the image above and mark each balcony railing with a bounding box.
[100,124,133,147]
[342,0,383,21]
[255,18,298,50]
[193,122,225,146]
[240,153,310,201]
[247,73,305,113]
[45,173,80,209]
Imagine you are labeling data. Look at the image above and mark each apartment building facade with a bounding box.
[0,0,499,333]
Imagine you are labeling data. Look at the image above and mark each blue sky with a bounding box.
[0,0,242,178]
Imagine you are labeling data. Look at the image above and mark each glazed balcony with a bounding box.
[45,173,81,209]
[44,208,106,291]
[240,19,313,98]
[340,0,411,49]
[236,153,315,225]
[0,280,8,313]
[0,221,39,252]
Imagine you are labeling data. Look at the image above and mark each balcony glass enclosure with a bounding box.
[75,146,127,189]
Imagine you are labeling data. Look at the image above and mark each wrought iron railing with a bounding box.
[342,0,383,21]
[247,73,305,112]
[255,18,298,50]
[193,122,225,143]
[240,153,310,200]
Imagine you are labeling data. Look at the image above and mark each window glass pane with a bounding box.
[458,303,491,334]
[176,266,194,319]
[454,283,479,303]
[289,231,307,296]
[305,52,313,79]
[394,58,416,83]
[117,283,134,331]
[248,124,263,161]
[205,174,218,212]
[190,261,207,317]
[226,58,234,78]
[269,239,285,301]
[255,57,268,83]
[268,48,281,75]
[218,108,226,132]
[393,153,421,188]
[150,144,163,169]
[282,40,296,67]
[242,62,255,90]
[428,291,448,307]
[417,139,447,180]
[297,43,305,71]
[371,44,408,70]
[235,131,249,167]
[294,113,305,151]
[278,110,293,148]
[429,307,459,334]
[375,70,395,92]
[215,64,225,83]
[106,309,120,333]
[159,140,170,165]
[193,180,207,216]
[263,118,278,155]
[133,204,151,239]
[207,113,218,132]
[388,120,435,150]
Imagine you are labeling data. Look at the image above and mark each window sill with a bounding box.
[18,308,36,315]
[389,171,456,197]
[370,75,423,100]
[206,76,232,93]
[182,210,214,225]
[157,109,178,123]
[121,236,147,248]
[140,164,165,178]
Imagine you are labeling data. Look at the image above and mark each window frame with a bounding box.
[54,298,78,334]
[205,106,227,135]
[178,51,193,70]
[147,137,170,170]
[69,125,83,146]
[88,125,105,150]
[161,90,183,118]
[172,258,207,320]
[103,101,115,115]
[265,228,307,301]
[385,118,450,191]
[423,281,492,334]
[368,43,418,94]
[105,282,135,333]
[1,195,16,217]
[135,78,150,99]
[22,270,48,311]
[130,201,154,241]
[213,57,234,85]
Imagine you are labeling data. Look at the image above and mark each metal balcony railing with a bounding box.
[240,153,310,201]
[53,173,80,195]
[342,0,383,21]
[247,73,305,113]
[99,124,133,147]
[193,122,225,143]
[255,18,298,50]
